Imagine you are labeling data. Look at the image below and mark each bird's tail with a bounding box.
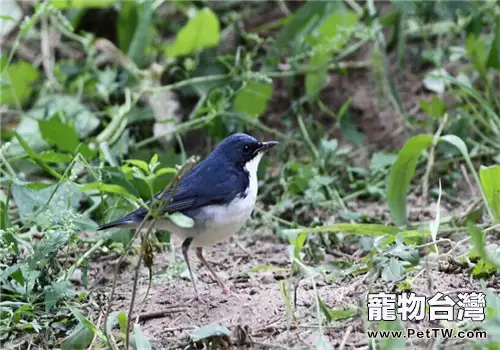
[97,217,135,230]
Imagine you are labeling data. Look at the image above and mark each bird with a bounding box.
[97,133,278,301]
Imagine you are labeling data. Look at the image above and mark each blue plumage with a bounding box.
[97,133,278,301]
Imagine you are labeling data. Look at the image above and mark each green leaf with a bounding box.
[305,11,358,100]
[487,13,500,71]
[39,115,79,154]
[78,182,140,202]
[0,201,11,229]
[387,134,434,226]
[327,307,356,321]
[440,134,494,222]
[466,34,487,78]
[306,48,328,101]
[14,132,63,178]
[190,324,231,342]
[169,211,195,228]
[8,95,100,158]
[130,324,152,350]
[381,258,405,281]
[38,150,73,163]
[61,322,94,350]
[12,182,82,223]
[468,221,500,270]
[1,60,40,106]
[127,0,154,67]
[423,68,449,94]
[44,280,73,311]
[155,167,177,176]
[318,295,356,322]
[282,223,427,243]
[370,152,398,172]
[49,0,115,9]
[379,319,406,349]
[166,8,220,57]
[117,1,138,52]
[106,311,128,336]
[124,159,149,174]
[233,82,272,116]
[480,165,500,223]
[68,306,106,342]
[419,96,445,118]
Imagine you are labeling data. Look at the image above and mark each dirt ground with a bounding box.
[90,207,487,350]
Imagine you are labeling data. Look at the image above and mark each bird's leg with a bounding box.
[181,238,201,301]
[196,247,230,295]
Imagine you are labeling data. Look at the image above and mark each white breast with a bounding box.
[191,152,264,247]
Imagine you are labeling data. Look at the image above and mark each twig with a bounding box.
[41,15,60,89]
[137,308,188,322]
[339,325,353,350]
[123,157,198,350]
[460,164,476,197]
[422,113,447,201]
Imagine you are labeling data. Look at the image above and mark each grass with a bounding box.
[1,0,500,349]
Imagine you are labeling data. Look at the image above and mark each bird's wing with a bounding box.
[97,168,246,230]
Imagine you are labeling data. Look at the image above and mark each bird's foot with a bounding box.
[220,285,231,296]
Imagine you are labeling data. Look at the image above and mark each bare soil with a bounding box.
[92,211,487,350]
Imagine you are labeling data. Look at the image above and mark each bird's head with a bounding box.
[212,133,278,171]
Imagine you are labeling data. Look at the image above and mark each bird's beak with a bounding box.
[255,141,279,154]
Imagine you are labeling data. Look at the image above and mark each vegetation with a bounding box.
[1,0,499,349]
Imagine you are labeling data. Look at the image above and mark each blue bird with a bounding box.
[98,133,278,300]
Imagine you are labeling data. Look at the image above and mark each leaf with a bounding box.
[124,159,149,174]
[38,115,79,154]
[14,132,63,178]
[306,48,328,101]
[387,134,434,226]
[305,11,358,100]
[370,152,398,172]
[127,0,154,67]
[327,307,356,321]
[117,1,139,52]
[166,8,220,57]
[106,311,128,336]
[44,280,73,311]
[233,82,272,116]
[49,0,115,9]
[466,34,487,78]
[419,96,446,118]
[381,258,405,281]
[468,221,500,270]
[61,322,94,350]
[38,150,74,163]
[0,60,40,106]
[282,223,427,240]
[12,182,82,223]
[440,134,494,222]
[8,95,100,157]
[68,306,106,342]
[131,324,152,350]
[486,13,500,70]
[379,319,406,350]
[190,324,231,342]
[155,167,177,176]
[479,165,500,223]
[169,212,195,228]
[78,182,140,202]
[423,68,449,94]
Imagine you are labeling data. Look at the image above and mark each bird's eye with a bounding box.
[243,145,250,154]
